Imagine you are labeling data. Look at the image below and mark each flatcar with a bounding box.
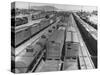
[46,26,66,60]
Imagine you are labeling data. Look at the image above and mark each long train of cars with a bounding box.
[11,14,58,48]
[72,13,97,68]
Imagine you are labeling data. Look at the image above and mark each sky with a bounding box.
[14,1,97,12]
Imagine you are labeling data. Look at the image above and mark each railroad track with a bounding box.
[14,18,60,56]
[74,13,97,40]
[33,14,96,72]
[11,18,62,73]
[72,13,97,68]
[12,14,97,73]
[29,50,46,72]
[35,59,62,72]
[33,15,79,72]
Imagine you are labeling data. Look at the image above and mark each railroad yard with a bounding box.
[11,2,98,73]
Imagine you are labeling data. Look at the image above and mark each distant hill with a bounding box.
[31,5,58,11]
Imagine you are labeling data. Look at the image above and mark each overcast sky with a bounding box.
[15,1,97,12]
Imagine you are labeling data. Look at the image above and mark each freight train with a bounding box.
[11,14,58,48]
